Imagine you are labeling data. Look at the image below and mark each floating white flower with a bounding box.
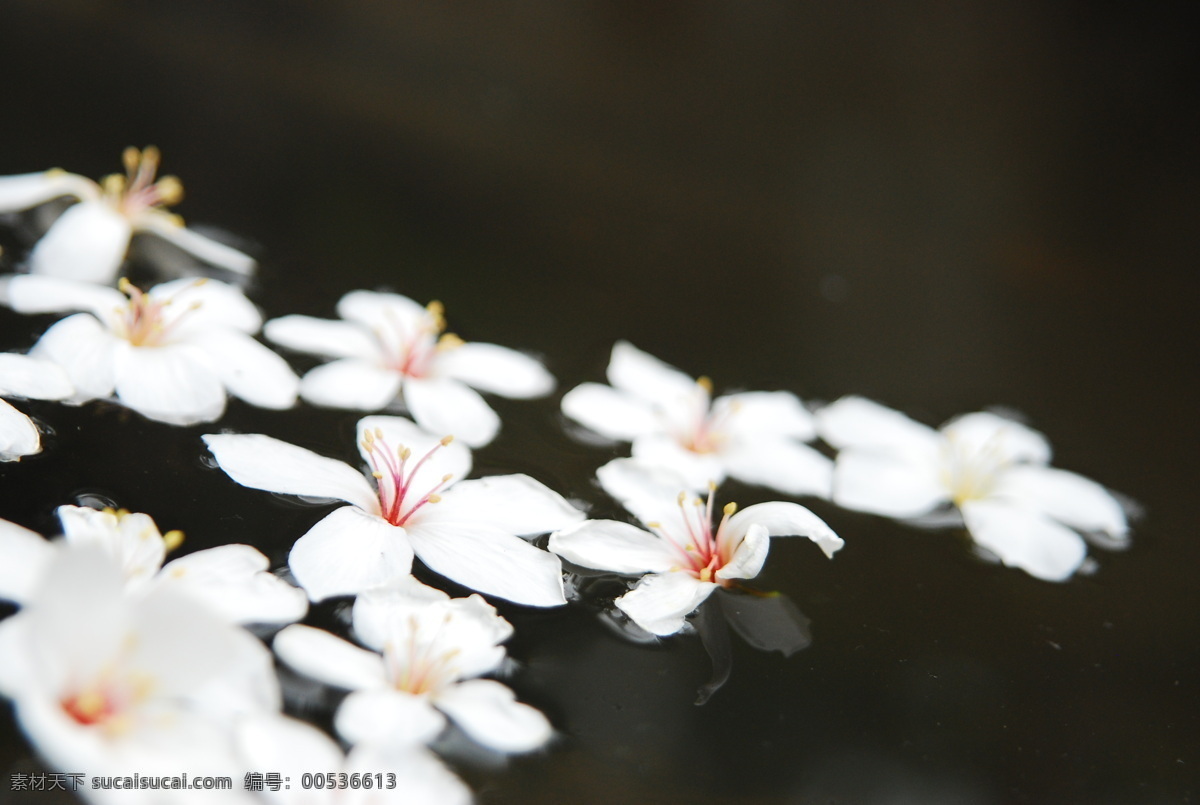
[561,341,832,497]
[0,352,73,460]
[0,505,307,625]
[0,545,279,800]
[0,147,255,284]
[273,577,552,755]
[1,274,299,425]
[549,459,843,636]
[263,290,555,447]
[203,415,583,606]
[817,396,1129,581]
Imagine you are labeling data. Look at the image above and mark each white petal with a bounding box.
[188,330,299,409]
[715,523,770,581]
[288,506,414,602]
[548,519,675,574]
[300,358,403,410]
[203,432,379,511]
[993,465,1128,537]
[2,273,127,318]
[631,433,726,490]
[560,381,660,440]
[150,276,263,335]
[404,376,500,448]
[273,623,388,690]
[831,449,948,518]
[357,414,473,484]
[345,747,474,805]
[135,212,256,274]
[0,517,53,602]
[351,577,453,649]
[237,714,345,775]
[606,340,698,405]
[28,201,132,283]
[435,342,554,398]
[941,411,1051,466]
[727,501,844,559]
[406,522,565,606]
[30,313,119,399]
[112,344,227,424]
[718,390,817,441]
[0,353,73,400]
[264,314,381,359]
[596,457,697,526]
[0,170,98,211]
[960,499,1088,581]
[0,399,42,461]
[159,544,308,625]
[337,289,430,333]
[435,679,552,753]
[816,395,941,452]
[57,505,165,585]
[336,688,446,749]
[431,474,583,536]
[721,438,834,498]
[614,571,716,636]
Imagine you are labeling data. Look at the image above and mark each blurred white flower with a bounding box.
[549,459,843,636]
[561,341,831,496]
[263,290,554,447]
[0,147,255,284]
[273,577,552,755]
[0,352,73,460]
[203,415,583,606]
[1,274,298,425]
[817,396,1129,581]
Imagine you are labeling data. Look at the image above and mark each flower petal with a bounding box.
[29,313,120,400]
[0,517,53,602]
[721,438,833,498]
[288,506,414,602]
[237,714,345,776]
[0,170,98,211]
[606,340,698,406]
[202,432,379,511]
[135,212,256,275]
[941,411,1051,466]
[816,395,941,452]
[404,376,500,448]
[993,465,1128,537]
[112,343,227,424]
[715,523,770,581]
[2,273,126,319]
[357,414,473,486]
[431,474,583,536]
[345,746,473,805]
[0,353,73,400]
[435,679,552,753]
[300,358,403,410]
[56,505,165,586]
[831,449,948,518]
[960,499,1088,581]
[560,381,660,441]
[614,571,716,636]
[188,330,299,410]
[336,688,446,750]
[28,200,132,283]
[406,522,565,606]
[596,457,697,526]
[435,342,554,398]
[273,623,388,690]
[337,289,431,333]
[631,433,727,490]
[726,501,844,559]
[718,391,817,441]
[0,400,42,461]
[159,544,308,625]
[549,519,676,574]
[264,314,381,360]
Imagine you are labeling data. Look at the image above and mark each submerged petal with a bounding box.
[435,679,552,753]
[435,342,554,398]
[28,201,132,283]
[960,499,1088,581]
[615,571,716,636]
[548,519,676,574]
[404,376,500,448]
[288,506,414,602]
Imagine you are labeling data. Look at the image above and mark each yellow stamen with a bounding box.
[440,435,455,447]
[696,376,713,394]
[723,502,738,516]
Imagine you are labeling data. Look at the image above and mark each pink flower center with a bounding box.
[112,278,204,347]
[677,378,736,455]
[372,300,464,379]
[61,686,121,727]
[101,146,184,220]
[361,427,456,526]
[647,485,739,584]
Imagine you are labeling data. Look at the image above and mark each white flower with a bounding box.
[263,290,555,447]
[203,415,584,606]
[273,577,552,755]
[0,147,255,284]
[0,505,307,625]
[1,274,299,425]
[0,352,73,460]
[236,714,473,805]
[549,459,843,636]
[561,340,832,496]
[0,544,279,802]
[817,396,1129,581]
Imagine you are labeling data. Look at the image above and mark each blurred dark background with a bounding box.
[1,2,1197,803]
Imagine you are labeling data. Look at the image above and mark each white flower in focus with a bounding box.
[549,459,843,636]
[237,714,472,805]
[0,545,279,802]
[561,341,832,497]
[817,396,1130,581]
[0,147,255,284]
[0,352,73,460]
[273,577,552,755]
[1,273,299,425]
[263,290,555,447]
[0,505,307,625]
[203,415,584,606]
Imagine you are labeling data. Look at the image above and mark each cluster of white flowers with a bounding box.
[0,150,1133,802]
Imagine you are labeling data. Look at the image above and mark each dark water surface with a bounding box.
[1,4,1197,803]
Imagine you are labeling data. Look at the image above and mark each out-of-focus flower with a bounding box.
[274,577,552,755]
[0,505,307,625]
[817,396,1129,581]
[549,459,843,636]
[203,415,583,606]
[263,290,554,447]
[0,147,255,284]
[1,274,298,425]
[561,341,831,496]
[0,352,73,460]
